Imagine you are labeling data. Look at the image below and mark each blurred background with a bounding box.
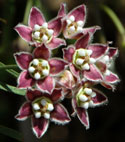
[0,0,125,141]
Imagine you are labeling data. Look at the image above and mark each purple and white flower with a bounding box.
[16,89,70,138]
[15,7,66,49]
[14,44,67,94]
[58,3,100,39]
[63,33,108,82]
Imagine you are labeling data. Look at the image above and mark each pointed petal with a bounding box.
[84,64,103,81]
[75,33,91,49]
[88,44,108,59]
[49,58,67,75]
[37,76,55,94]
[68,4,86,22]
[108,47,118,58]
[77,107,89,129]
[69,64,80,79]
[14,24,32,42]
[51,103,71,124]
[72,98,89,129]
[58,70,76,89]
[48,17,62,36]
[26,89,42,101]
[32,116,49,138]
[14,52,33,70]
[91,89,108,107]
[50,89,63,102]
[48,38,66,49]
[101,82,115,90]
[28,7,45,28]
[18,71,35,88]
[83,26,101,35]
[33,44,50,60]
[63,46,75,62]
[57,3,66,17]
[15,102,32,120]
[105,71,120,83]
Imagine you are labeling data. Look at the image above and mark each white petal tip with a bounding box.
[84,88,92,95]
[47,104,54,111]
[82,63,90,70]
[33,59,39,65]
[69,15,75,22]
[42,69,49,76]
[28,66,35,73]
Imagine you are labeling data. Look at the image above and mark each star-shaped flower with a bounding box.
[58,3,100,39]
[16,89,70,138]
[15,7,66,49]
[14,44,67,94]
[63,33,108,82]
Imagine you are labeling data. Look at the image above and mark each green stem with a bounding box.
[0,64,17,70]
[0,62,19,78]
[0,81,26,96]
[100,5,125,38]
[23,0,33,24]
[0,125,23,141]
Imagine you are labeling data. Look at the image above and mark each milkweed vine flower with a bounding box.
[57,70,108,128]
[13,3,120,139]
[15,7,66,49]
[16,89,70,138]
[58,3,100,39]
[14,44,67,94]
[96,47,120,90]
[63,33,108,81]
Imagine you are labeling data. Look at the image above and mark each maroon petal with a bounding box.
[68,4,86,22]
[75,33,91,49]
[108,47,118,58]
[84,64,103,81]
[88,44,108,59]
[33,44,50,60]
[49,58,67,75]
[15,102,32,120]
[28,7,45,28]
[14,24,32,42]
[72,98,89,129]
[51,103,71,124]
[48,17,62,36]
[18,71,35,88]
[63,46,75,62]
[32,116,49,138]
[14,52,33,70]
[51,89,63,102]
[92,89,108,106]
[48,38,66,49]
[77,108,89,129]
[105,72,120,83]
[101,82,115,90]
[57,3,66,17]
[37,76,55,94]
[70,64,80,79]
[26,89,42,101]
[83,26,101,35]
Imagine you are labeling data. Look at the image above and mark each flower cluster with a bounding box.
[14,4,119,138]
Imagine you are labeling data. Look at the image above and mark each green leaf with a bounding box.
[101,5,125,37]
[0,125,23,141]
[0,81,26,96]
[0,62,19,78]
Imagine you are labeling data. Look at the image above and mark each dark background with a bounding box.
[0,0,125,141]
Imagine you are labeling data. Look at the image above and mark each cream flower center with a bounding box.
[73,48,95,70]
[32,97,54,119]
[66,15,84,35]
[28,59,50,80]
[76,87,96,109]
[32,23,54,44]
